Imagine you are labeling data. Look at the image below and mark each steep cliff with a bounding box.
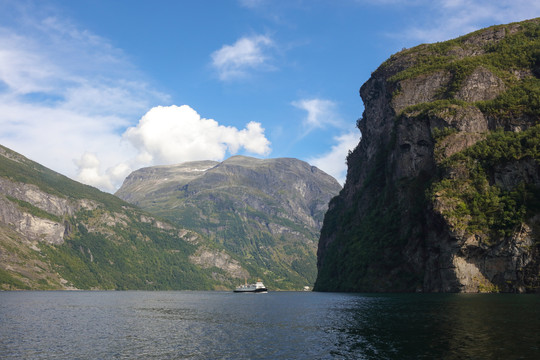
[0,145,246,290]
[315,19,540,293]
[116,155,341,289]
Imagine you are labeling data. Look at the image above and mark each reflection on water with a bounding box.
[0,291,538,359]
[330,294,540,359]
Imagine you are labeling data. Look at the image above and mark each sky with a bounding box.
[0,0,539,192]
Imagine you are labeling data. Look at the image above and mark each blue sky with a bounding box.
[0,0,538,191]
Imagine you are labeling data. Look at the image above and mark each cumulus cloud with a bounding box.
[75,152,134,192]
[124,105,271,165]
[72,104,272,191]
[211,35,274,80]
[0,3,168,192]
[292,98,342,135]
[75,153,114,191]
[0,7,274,193]
[309,131,360,185]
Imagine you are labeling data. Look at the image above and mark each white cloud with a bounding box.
[75,153,114,191]
[309,131,360,185]
[0,94,142,191]
[0,7,274,193]
[382,0,540,43]
[292,98,342,134]
[71,104,272,191]
[0,4,169,192]
[75,152,134,192]
[211,35,274,80]
[124,105,271,165]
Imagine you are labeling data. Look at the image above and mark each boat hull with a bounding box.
[233,287,268,293]
[234,280,267,293]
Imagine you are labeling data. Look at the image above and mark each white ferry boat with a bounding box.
[234,279,268,293]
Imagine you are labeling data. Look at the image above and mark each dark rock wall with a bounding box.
[315,19,540,293]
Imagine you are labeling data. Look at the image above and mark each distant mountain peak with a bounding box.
[117,155,342,289]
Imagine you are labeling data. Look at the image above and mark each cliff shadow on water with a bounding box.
[315,18,540,293]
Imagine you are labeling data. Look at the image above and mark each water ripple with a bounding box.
[1,291,539,359]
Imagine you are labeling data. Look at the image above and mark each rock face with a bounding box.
[0,177,98,245]
[116,155,342,289]
[315,19,540,293]
[0,144,241,290]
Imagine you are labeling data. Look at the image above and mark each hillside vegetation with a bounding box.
[0,145,223,290]
[116,156,341,290]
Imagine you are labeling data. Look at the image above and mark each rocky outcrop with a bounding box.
[455,67,506,102]
[0,177,98,217]
[189,248,249,280]
[315,19,540,293]
[0,196,65,244]
[0,177,100,245]
[392,70,451,113]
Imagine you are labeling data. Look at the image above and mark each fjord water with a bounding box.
[1,291,538,359]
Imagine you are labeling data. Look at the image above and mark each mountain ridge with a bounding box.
[116,155,342,289]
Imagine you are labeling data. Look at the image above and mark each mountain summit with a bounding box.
[116,155,342,289]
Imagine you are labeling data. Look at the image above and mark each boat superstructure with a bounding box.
[234,279,268,293]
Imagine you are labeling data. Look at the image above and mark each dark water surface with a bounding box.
[1,291,538,359]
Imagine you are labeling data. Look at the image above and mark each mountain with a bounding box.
[116,155,342,289]
[0,144,246,290]
[315,19,540,293]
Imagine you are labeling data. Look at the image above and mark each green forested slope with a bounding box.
[0,145,220,290]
